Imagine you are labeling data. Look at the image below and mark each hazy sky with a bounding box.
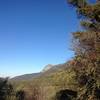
[0,0,79,77]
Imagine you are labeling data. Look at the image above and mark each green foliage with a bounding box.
[67,0,100,99]
[16,90,25,100]
[0,78,14,100]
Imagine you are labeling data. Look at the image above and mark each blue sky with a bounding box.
[0,0,79,77]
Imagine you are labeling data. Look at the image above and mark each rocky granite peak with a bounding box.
[42,64,54,72]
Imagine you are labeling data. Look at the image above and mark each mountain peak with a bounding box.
[42,64,54,72]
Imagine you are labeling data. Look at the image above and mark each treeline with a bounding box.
[0,76,77,100]
[0,78,25,100]
[0,77,43,100]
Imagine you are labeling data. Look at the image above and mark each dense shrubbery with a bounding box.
[0,78,14,100]
[67,0,100,99]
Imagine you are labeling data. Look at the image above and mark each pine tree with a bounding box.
[67,0,100,99]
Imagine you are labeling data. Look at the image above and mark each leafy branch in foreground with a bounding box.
[67,0,100,99]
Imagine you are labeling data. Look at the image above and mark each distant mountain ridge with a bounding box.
[11,73,41,81]
[11,62,69,81]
